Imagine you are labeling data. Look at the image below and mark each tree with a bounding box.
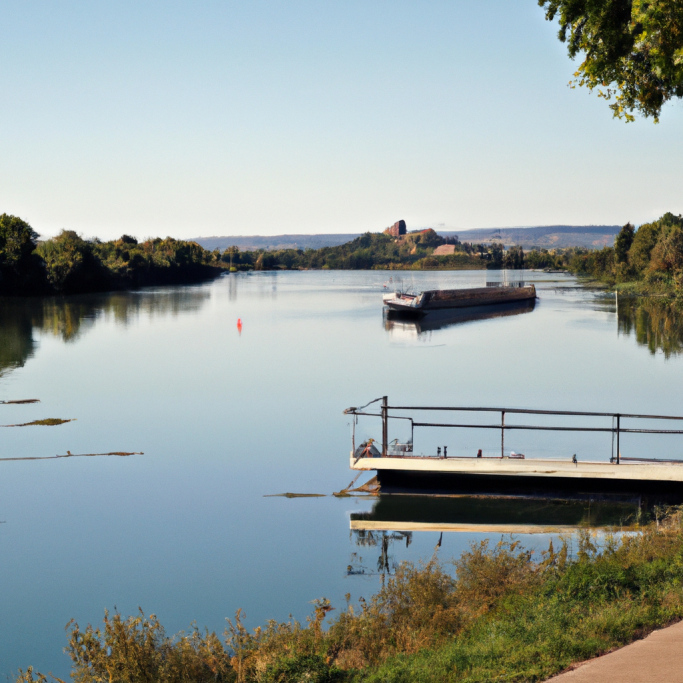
[628,219,662,272]
[540,0,683,122]
[0,213,43,294]
[36,230,107,293]
[614,223,635,263]
[490,243,504,268]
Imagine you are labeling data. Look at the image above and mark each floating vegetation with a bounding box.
[0,399,40,405]
[264,493,326,498]
[0,451,143,462]
[0,418,74,427]
[334,474,380,497]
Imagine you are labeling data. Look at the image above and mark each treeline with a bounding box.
[17,513,683,683]
[569,212,683,291]
[221,230,468,271]
[220,229,562,272]
[0,214,222,296]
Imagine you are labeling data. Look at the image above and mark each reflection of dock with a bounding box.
[385,298,535,334]
[350,495,642,534]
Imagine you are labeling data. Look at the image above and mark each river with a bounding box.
[1,270,682,676]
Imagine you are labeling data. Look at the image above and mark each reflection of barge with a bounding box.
[385,298,536,334]
[383,283,536,314]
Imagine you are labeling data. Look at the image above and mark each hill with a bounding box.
[449,225,621,248]
[192,233,362,251]
[193,225,621,252]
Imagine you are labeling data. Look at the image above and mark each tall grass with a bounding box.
[16,510,683,683]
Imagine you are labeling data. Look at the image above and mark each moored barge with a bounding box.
[383,283,536,314]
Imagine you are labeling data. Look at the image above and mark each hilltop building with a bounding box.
[384,220,406,237]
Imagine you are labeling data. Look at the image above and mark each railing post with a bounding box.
[382,396,388,457]
[501,410,505,458]
[616,414,620,464]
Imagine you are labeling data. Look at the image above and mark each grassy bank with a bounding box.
[17,510,683,683]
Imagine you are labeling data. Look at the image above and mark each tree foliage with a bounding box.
[0,214,220,296]
[540,0,683,121]
[0,214,44,294]
[569,212,683,290]
[220,231,522,272]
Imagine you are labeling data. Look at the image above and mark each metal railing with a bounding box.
[344,397,683,464]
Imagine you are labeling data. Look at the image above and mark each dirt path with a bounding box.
[549,620,683,682]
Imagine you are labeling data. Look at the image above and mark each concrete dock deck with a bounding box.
[351,455,683,496]
[352,455,683,482]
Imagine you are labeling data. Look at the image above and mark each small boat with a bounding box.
[383,283,536,314]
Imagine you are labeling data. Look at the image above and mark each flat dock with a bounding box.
[351,455,683,496]
[345,398,683,497]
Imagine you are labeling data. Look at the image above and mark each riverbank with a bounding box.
[18,510,683,683]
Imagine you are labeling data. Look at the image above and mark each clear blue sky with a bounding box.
[2,1,682,240]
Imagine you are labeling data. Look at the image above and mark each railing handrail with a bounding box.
[386,406,683,421]
[346,398,683,466]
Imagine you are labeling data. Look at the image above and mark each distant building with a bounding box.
[384,220,407,237]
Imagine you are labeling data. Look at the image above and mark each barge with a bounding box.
[383,283,536,314]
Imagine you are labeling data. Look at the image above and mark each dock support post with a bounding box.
[382,396,388,457]
[616,414,620,464]
[501,410,505,458]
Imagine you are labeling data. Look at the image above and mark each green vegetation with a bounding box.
[0,213,222,296]
[17,512,683,683]
[569,213,683,296]
[221,230,564,272]
[221,230,476,271]
[540,0,683,122]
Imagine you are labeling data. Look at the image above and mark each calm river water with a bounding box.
[1,270,682,676]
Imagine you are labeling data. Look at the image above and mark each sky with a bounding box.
[1,1,683,241]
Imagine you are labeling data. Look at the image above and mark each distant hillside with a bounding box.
[192,225,622,252]
[193,234,362,251]
[447,225,621,249]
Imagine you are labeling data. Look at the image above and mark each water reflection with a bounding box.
[348,529,413,577]
[384,299,536,336]
[0,301,37,378]
[0,288,211,376]
[351,495,643,535]
[618,296,683,358]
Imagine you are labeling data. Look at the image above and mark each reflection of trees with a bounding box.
[36,289,211,342]
[349,530,412,577]
[0,301,37,378]
[618,297,683,358]
[0,287,211,377]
